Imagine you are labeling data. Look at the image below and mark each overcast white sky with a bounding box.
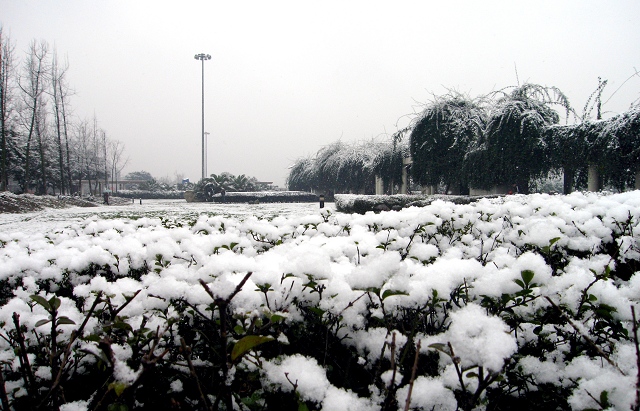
[2,1,639,187]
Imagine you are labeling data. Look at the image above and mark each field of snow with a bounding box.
[0,194,638,410]
[0,199,333,235]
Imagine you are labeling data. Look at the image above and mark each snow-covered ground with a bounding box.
[0,199,334,235]
[0,193,639,410]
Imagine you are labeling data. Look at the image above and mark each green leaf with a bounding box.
[83,334,101,342]
[123,292,139,303]
[231,335,275,362]
[298,402,310,411]
[112,321,133,332]
[35,319,51,328]
[549,237,561,247]
[381,289,409,301]
[48,296,61,311]
[109,381,128,397]
[365,287,381,296]
[309,307,325,317]
[521,270,535,286]
[428,343,450,356]
[30,295,51,311]
[56,316,76,326]
[595,308,614,319]
[270,314,286,323]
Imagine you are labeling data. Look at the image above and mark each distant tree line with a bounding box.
[0,28,127,195]
[288,82,640,195]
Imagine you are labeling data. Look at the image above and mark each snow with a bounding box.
[262,354,330,403]
[396,376,457,411]
[1,193,639,409]
[422,303,517,372]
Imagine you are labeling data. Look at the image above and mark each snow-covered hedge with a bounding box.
[209,191,319,203]
[113,190,186,200]
[0,192,639,410]
[334,193,482,214]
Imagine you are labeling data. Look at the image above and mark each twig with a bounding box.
[12,313,36,391]
[390,333,397,389]
[0,366,11,411]
[226,272,253,303]
[198,273,253,411]
[404,340,421,411]
[38,292,104,409]
[180,338,212,411]
[111,289,142,318]
[545,296,625,375]
[448,342,467,395]
[198,271,253,305]
[631,306,640,411]
[585,389,606,409]
[379,332,400,411]
[284,372,299,392]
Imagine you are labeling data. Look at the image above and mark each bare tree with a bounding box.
[89,116,104,195]
[0,27,17,191]
[49,47,74,194]
[102,128,108,193]
[34,99,50,193]
[18,40,50,193]
[73,119,91,195]
[71,117,119,196]
[108,139,128,193]
[78,115,108,196]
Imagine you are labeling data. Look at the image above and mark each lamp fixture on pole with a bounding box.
[194,53,211,180]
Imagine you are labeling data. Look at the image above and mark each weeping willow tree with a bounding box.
[466,84,572,193]
[287,83,638,196]
[602,106,640,190]
[545,119,609,193]
[286,138,405,194]
[287,156,318,191]
[373,132,408,194]
[544,98,640,193]
[315,140,381,194]
[409,92,486,194]
[545,123,589,193]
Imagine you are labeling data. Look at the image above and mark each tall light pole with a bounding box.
[194,53,211,180]
[204,131,210,177]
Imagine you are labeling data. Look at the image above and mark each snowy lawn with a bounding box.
[0,194,639,410]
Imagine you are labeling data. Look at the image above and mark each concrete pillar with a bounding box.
[400,157,413,195]
[588,164,600,192]
[375,176,384,195]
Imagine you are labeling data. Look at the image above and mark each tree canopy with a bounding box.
[124,170,154,181]
[286,82,639,195]
[194,171,267,202]
[287,138,407,195]
[410,92,485,194]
